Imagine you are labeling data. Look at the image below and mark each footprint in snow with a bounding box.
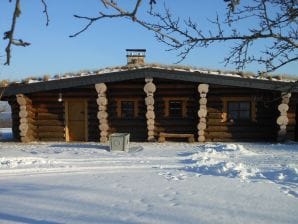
[280,187,298,198]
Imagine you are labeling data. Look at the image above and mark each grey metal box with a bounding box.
[109,133,130,152]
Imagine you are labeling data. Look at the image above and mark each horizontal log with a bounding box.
[20,129,37,137]
[206,126,276,132]
[206,138,275,142]
[39,137,65,141]
[38,132,65,138]
[207,108,222,113]
[19,117,36,125]
[197,123,207,130]
[198,136,205,142]
[19,109,36,118]
[96,97,108,106]
[198,84,209,93]
[38,126,65,132]
[95,83,107,93]
[145,96,154,105]
[277,116,288,125]
[20,105,36,113]
[206,132,276,138]
[19,123,37,133]
[99,131,109,137]
[38,120,65,126]
[98,105,107,111]
[207,113,222,119]
[16,94,32,105]
[198,109,207,118]
[147,119,155,126]
[100,136,108,143]
[146,111,155,119]
[198,130,205,136]
[21,136,35,143]
[147,124,155,131]
[36,108,64,114]
[99,123,109,131]
[97,111,108,119]
[37,114,64,121]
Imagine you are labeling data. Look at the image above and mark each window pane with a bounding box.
[229,111,239,120]
[169,101,182,117]
[240,102,250,110]
[228,102,239,111]
[227,101,251,121]
[121,101,135,118]
[239,111,250,119]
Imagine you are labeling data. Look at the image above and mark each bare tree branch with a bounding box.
[69,0,297,73]
[41,0,50,26]
[1,0,297,74]
[3,0,30,65]
[69,0,180,44]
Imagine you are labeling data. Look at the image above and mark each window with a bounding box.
[116,98,140,118]
[221,97,256,123]
[228,101,251,122]
[169,100,183,117]
[163,97,188,118]
[121,101,135,118]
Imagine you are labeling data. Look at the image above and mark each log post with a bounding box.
[197,84,209,142]
[95,83,109,143]
[16,94,37,142]
[276,92,291,142]
[144,78,156,142]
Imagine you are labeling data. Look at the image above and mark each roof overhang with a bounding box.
[1,68,297,98]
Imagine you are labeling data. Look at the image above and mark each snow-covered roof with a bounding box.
[0,64,298,97]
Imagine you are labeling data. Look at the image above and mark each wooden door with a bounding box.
[65,100,88,141]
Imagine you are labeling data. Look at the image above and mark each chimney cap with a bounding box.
[126,49,146,65]
[126,49,146,52]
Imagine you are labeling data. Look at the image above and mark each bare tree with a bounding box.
[2,0,49,65]
[71,0,297,74]
[2,0,297,74]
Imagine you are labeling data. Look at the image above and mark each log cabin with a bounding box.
[0,49,298,143]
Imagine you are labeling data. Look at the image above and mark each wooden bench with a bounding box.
[158,132,195,143]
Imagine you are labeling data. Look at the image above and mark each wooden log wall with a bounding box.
[95,83,109,143]
[88,96,100,142]
[16,94,37,142]
[154,79,198,138]
[205,85,279,142]
[30,91,65,141]
[8,97,20,141]
[6,82,296,143]
[276,92,291,141]
[30,87,99,141]
[291,92,298,141]
[107,79,147,141]
[197,84,209,142]
[281,92,296,141]
[144,78,156,141]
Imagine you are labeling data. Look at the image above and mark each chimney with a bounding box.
[126,49,146,66]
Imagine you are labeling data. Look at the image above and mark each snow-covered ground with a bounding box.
[0,130,297,223]
[0,128,12,140]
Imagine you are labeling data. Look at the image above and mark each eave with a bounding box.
[1,67,297,98]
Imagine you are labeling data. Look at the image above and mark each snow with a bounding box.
[0,128,12,140]
[0,130,297,223]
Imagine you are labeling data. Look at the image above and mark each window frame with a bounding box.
[227,101,251,121]
[221,97,256,123]
[115,97,141,118]
[163,97,188,118]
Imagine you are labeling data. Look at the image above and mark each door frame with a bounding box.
[64,99,88,142]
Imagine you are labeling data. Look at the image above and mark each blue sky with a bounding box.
[0,0,297,81]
